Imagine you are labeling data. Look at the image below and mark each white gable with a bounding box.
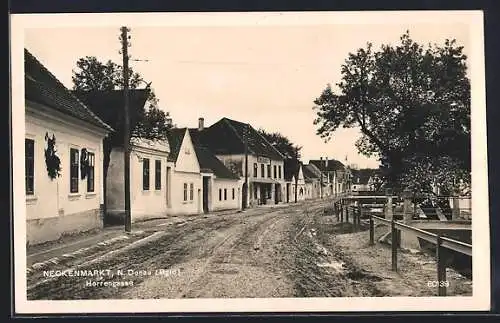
[298,165,305,182]
[175,129,200,173]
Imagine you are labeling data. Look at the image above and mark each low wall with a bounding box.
[27,208,103,246]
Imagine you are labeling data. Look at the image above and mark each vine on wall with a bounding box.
[44,132,61,180]
[80,148,89,179]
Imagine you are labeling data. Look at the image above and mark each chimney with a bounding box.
[198,117,204,131]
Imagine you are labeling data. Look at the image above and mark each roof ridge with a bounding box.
[254,129,287,160]
[25,49,113,132]
[222,118,255,155]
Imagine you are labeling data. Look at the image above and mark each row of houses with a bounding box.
[24,49,371,245]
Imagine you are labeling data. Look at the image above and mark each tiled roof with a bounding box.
[193,145,240,180]
[284,158,300,182]
[196,117,285,161]
[309,159,345,172]
[351,168,379,184]
[303,164,320,180]
[73,89,149,147]
[166,128,187,163]
[25,48,113,132]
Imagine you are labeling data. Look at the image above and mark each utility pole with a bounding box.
[242,124,249,210]
[120,26,132,232]
[294,147,298,203]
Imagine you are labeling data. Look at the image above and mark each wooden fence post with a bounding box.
[436,234,447,296]
[391,219,398,271]
[369,216,374,245]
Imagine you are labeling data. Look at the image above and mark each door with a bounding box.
[202,176,209,213]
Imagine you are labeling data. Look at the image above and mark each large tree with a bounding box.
[313,31,470,195]
[258,129,302,159]
[72,56,173,219]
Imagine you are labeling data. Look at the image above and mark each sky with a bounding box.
[24,17,471,169]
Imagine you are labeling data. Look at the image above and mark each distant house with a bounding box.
[309,157,348,196]
[350,168,381,192]
[189,127,242,213]
[74,89,173,223]
[303,164,321,199]
[283,158,306,202]
[24,49,113,245]
[195,117,286,207]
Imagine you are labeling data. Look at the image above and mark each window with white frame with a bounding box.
[25,138,34,195]
[70,148,79,193]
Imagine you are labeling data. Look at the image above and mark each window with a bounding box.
[267,165,271,178]
[87,152,95,192]
[232,188,235,200]
[70,148,79,193]
[190,183,194,200]
[224,188,227,200]
[25,139,34,195]
[253,163,257,177]
[183,183,188,201]
[143,158,150,191]
[219,188,222,201]
[260,164,264,177]
[273,165,277,179]
[278,166,282,179]
[155,160,161,190]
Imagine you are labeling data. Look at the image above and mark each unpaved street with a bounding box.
[27,199,472,300]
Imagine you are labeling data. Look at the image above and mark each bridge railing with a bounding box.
[369,215,472,296]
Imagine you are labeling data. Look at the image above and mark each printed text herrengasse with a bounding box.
[42,269,181,278]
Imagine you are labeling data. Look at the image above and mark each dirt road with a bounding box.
[27,199,472,300]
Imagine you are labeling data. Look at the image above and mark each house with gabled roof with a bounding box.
[166,128,203,215]
[189,128,242,213]
[194,117,286,207]
[303,164,321,199]
[24,49,113,245]
[350,168,380,192]
[283,158,307,203]
[309,157,349,196]
[74,89,173,223]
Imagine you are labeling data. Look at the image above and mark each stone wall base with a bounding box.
[27,208,103,246]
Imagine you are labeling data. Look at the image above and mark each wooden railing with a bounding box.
[369,215,472,296]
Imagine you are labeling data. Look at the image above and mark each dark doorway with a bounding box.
[203,176,210,213]
[286,183,290,203]
[274,184,279,204]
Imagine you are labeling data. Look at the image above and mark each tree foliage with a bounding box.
[313,31,470,195]
[72,56,172,141]
[258,129,302,159]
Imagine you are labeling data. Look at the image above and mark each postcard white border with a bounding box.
[11,10,490,314]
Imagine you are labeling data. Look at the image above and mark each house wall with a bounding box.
[25,107,106,245]
[169,171,202,215]
[130,149,170,222]
[169,129,203,215]
[216,153,285,206]
[212,178,242,211]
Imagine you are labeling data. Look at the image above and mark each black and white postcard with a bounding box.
[11,11,489,313]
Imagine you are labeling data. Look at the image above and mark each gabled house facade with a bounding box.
[195,117,286,207]
[24,49,113,245]
[303,164,321,199]
[309,157,348,196]
[283,158,306,203]
[189,128,242,213]
[350,168,379,192]
[167,128,203,215]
